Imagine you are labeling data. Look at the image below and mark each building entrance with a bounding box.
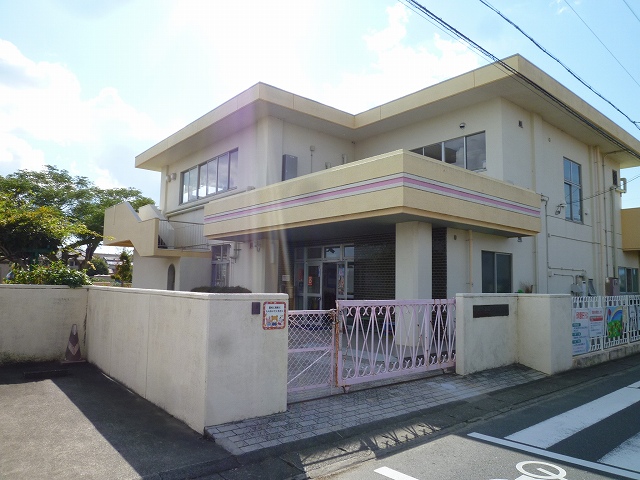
[294,245,354,310]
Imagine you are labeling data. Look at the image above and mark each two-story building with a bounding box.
[104,54,640,308]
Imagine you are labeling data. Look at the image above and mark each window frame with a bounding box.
[618,266,639,294]
[411,131,486,172]
[481,250,512,293]
[211,244,231,287]
[180,149,238,204]
[563,158,583,223]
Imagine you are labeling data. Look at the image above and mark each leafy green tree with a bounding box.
[111,250,133,284]
[86,256,110,276]
[0,166,153,267]
[0,193,91,267]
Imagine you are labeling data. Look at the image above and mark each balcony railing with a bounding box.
[158,220,209,251]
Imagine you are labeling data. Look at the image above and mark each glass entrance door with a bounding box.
[322,263,337,310]
[306,263,321,309]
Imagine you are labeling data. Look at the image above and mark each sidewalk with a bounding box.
[1,354,639,479]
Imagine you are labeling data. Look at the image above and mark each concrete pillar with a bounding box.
[395,222,432,348]
[395,221,432,299]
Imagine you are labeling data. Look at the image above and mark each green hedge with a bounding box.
[191,285,252,293]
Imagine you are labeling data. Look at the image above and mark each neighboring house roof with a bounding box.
[136,54,640,172]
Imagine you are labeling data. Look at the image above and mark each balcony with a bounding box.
[104,203,210,258]
[203,150,542,242]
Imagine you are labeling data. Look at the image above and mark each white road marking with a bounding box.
[599,431,640,471]
[374,466,420,480]
[469,432,640,479]
[505,383,640,448]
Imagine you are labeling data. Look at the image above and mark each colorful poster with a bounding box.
[606,306,624,339]
[589,307,604,337]
[263,301,287,330]
[572,308,590,355]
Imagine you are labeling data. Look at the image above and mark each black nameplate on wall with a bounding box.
[473,304,509,318]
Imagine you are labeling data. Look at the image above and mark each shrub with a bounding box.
[86,256,110,276]
[191,285,252,293]
[7,261,92,288]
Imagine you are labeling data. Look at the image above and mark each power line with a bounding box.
[399,0,640,163]
[477,0,640,130]
[561,0,640,90]
[622,0,640,25]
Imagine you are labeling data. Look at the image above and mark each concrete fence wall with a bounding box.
[0,285,88,363]
[455,293,573,375]
[0,285,288,433]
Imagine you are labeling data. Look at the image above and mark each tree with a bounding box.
[87,256,110,276]
[0,193,91,267]
[111,250,133,284]
[0,166,153,267]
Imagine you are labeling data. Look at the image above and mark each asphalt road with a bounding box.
[322,361,640,480]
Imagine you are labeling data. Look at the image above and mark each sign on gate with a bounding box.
[571,309,590,355]
[263,301,287,330]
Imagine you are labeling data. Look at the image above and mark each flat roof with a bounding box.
[136,54,640,171]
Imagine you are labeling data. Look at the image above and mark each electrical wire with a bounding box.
[477,0,640,129]
[622,0,640,24]
[398,0,640,208]
[399,0,640,163]
[561,0,640,90]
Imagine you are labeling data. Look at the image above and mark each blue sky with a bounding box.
[1,0,639,208]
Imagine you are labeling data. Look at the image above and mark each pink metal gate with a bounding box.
[287,299,455,400]
[335,299,456,387]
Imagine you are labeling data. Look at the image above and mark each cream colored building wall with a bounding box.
[132,252,175,290]
[161,124,261,215]
[282,121,355,176]
[354,99,502,174]
[176,256,211,292]
[396,222,432,299]
[0,285,88,364]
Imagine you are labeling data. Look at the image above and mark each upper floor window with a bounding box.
[181,149,238,204]
[411,131,486,171]
[563,158,582,222]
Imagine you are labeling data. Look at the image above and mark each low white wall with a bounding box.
[517,295,572,374]
[1,284,287,433]
[455,294,518,375]
[0,285,88,363]
[86,287,288,432]
[456,293,573,375]
[205,295,288,425]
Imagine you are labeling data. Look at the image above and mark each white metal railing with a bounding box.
[336,299,456,387]
[572,295,640,356]
[158,220,208,251]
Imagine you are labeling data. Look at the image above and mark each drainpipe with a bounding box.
[541,195,550,294]
[468,230,473,292]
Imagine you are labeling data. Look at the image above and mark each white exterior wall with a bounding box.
[132,252,175,290]
[177,257,211,292]
[0,285,88,363]
[456,293,573,375]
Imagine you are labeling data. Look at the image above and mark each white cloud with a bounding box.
[0,39,166,200]
[317,5,481,113]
